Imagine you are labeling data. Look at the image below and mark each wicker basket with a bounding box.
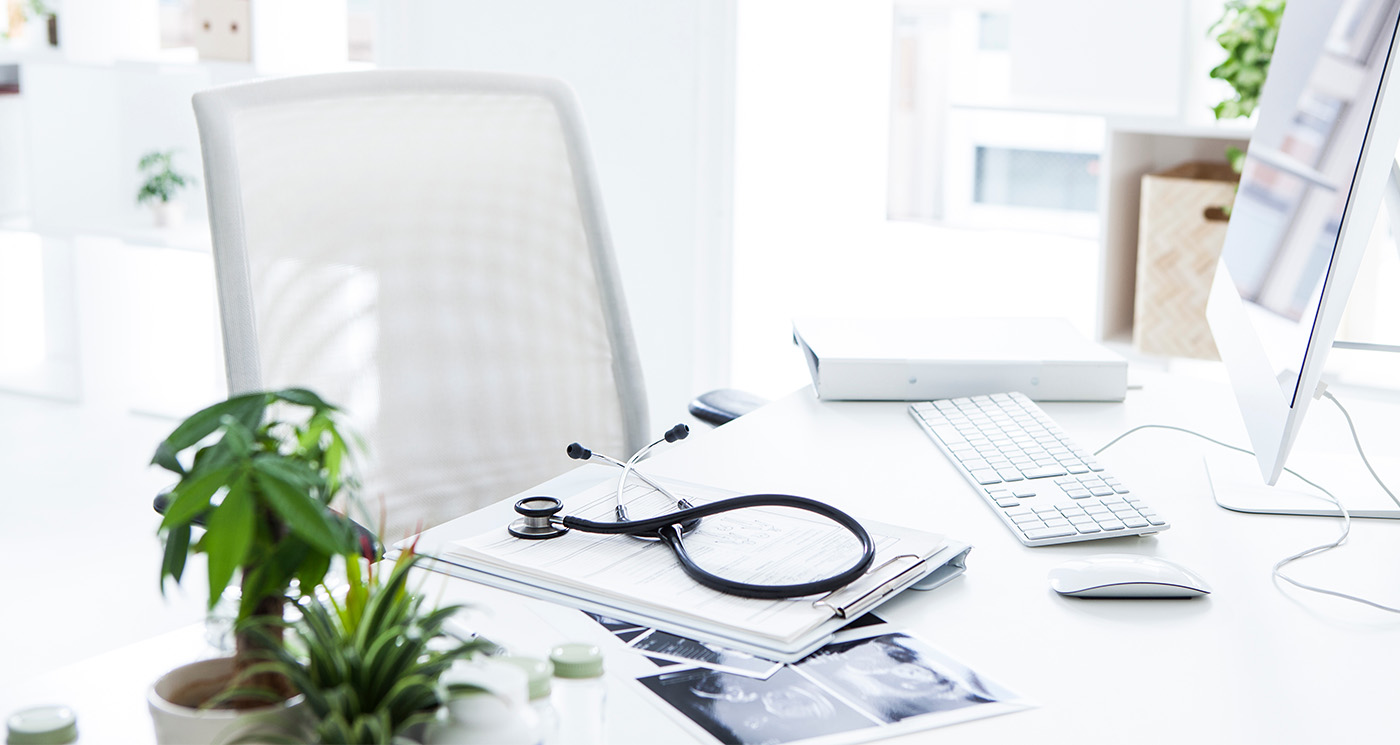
[1132,162,1238,360]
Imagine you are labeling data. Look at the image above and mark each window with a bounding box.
[974,147,1098,212]
[888,3,1103,236]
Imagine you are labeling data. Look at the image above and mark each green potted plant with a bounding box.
[149,388,365,743]
[137,149,196,228]
[237,547,495,743]
[1209,0,1286,182]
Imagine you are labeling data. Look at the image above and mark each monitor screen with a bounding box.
[1208,0,1400,484]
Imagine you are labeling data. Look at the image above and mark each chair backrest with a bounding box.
[193,70,648,540]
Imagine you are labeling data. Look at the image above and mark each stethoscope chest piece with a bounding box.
[509,496,570,540]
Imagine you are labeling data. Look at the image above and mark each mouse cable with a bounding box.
[1092,392,1400,615]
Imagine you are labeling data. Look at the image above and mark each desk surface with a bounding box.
[421,368,1400,744]
[8,368,1400,744]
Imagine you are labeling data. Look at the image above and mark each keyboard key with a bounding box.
[1097,519,1126,531]
[1023,466,1068,479]
[1024,526,1078,540]
[1074,523,1102,533]
[969,469,1002,485]
[1123,517,1150,528]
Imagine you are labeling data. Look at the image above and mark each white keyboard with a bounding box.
[908,392,1169,547]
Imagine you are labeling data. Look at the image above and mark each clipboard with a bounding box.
[417,474,972,662]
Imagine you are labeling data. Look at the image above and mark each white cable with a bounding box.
[1320,390,1400,510]
[1093,397,1400,615]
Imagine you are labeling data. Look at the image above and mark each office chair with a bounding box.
[191,71,649,541]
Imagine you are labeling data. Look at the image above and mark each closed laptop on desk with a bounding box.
[794,317,1127,402]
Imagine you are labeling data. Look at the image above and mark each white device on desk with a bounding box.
[1048,555,1211,599]
[793,317,1127,402]
[909,392,1168,546]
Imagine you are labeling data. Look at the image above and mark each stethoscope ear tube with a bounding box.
[561,494,877,599]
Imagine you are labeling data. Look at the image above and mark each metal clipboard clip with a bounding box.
[811,553,928,620]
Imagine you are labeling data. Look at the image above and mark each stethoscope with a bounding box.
[508,424,877,600]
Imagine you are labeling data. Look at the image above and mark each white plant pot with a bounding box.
[150,200,185,228]
[147,657,306,745]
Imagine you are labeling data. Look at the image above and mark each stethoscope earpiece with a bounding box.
[508,496,570,540]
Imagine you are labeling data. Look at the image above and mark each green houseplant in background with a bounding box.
[137,149,195,227]
[154,389,364,709]
[1209,0,1286,175]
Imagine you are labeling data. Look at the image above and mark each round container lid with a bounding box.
[548,643,604,679]
[500,656,554,700]
[6,705,78,745]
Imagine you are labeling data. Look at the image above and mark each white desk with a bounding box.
[8,368,1400,744]
[418,367,1400,744]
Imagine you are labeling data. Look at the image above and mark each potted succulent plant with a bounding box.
[150,388,365,743]
[137,149,195,228]
[237,547,495,743]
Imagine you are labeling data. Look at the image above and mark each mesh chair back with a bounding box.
[194,71,648,540]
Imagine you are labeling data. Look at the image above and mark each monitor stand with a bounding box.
[1211,163,1400,520]
[1207,450,1400,519]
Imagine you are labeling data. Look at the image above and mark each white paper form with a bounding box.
[445,480,946,646]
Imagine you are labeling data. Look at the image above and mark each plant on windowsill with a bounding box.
[137,149,196,228]
[149,388,367,742]
[1208,0,1285,216]
[234,547,496,744]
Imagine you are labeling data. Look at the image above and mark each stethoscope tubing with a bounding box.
[559,493,877,599]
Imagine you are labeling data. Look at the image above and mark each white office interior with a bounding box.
[4,0,1400,739]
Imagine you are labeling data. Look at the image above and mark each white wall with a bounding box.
[731,0,1100,397]
[375,0,736,431]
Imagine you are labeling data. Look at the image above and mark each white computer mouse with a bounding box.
[1048,554,1211,598]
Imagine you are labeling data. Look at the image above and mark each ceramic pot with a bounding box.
[147,657,306,745]
[150,200,184,228]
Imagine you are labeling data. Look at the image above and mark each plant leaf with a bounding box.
[203,469,256,608]
[252,460,352,556]
[274,387,336,411]
[151,440,184,475]
[159,523,191,593]
[160,392,267,454]
[159,465,235,529]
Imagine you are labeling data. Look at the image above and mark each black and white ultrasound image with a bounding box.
[793,632,1001,723]
[638,666,874,745]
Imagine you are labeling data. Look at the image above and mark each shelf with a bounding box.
[1096,120,1254,343]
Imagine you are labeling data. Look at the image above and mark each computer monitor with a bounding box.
[1206,0,1400,515]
